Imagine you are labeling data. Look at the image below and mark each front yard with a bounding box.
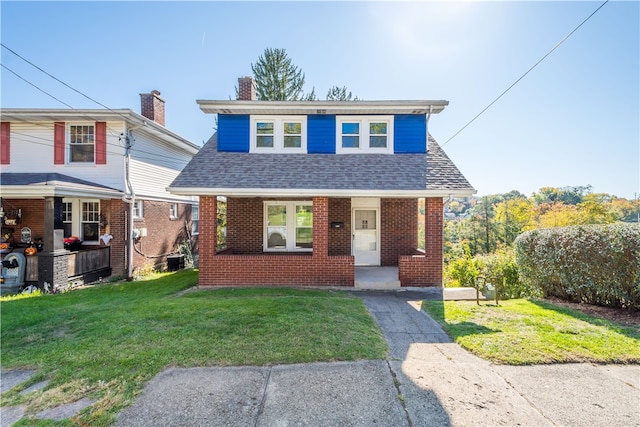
[0,269,386,426]
[423,299,640,365]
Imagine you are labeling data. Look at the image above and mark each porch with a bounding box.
[23,246,112,286]
[197,196,444,288]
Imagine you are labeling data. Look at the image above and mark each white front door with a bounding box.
[353,208,380,266]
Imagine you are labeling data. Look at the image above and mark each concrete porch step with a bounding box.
[354,267,400,290]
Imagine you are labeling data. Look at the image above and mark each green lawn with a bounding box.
[423,299,640,365]
[1,270,386,426]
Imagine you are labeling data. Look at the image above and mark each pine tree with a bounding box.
[251,48,306,101]
[326,85,359,101]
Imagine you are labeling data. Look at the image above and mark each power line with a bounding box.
[1,64,74,109]
[441,0,609,147]
[1,43,121,114]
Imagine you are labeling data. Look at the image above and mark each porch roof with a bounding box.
[0,173,124,199]
[168,134,476,198]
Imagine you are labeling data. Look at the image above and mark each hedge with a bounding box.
[514,223,640,308]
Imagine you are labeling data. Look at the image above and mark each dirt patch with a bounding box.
[542,298,640,330]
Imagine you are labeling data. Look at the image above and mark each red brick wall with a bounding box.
[329,198,351,256]
[2,199,45,243]
[381,198,418,266]
[399,197,443,286]
[103,199,127,277]
[200,254,354,287]
[131,199,196,272]
[226,198,263,254]
[199,196,355,287]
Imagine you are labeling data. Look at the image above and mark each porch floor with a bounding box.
[354,267,400,290]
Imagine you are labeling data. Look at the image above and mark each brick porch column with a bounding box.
[425,197,444,284]
[312,197,328,258]
[38,196,68,289]
[198,196,217,286]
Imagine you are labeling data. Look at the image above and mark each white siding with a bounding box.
[4,121,127,191]
[127,127,196,203]
[129,129,193,171]
[129,159,195,202]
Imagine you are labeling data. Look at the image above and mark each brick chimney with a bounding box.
[238,76,256,101]
[140,90,165,126]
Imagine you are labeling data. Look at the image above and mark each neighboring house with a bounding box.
[0,91,200,288]
[168,77,475,288]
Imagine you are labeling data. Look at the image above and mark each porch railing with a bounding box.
[24,246,111,284]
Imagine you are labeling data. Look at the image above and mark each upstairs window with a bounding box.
[250,116,306,153]
[336,116,393,154]
[69,124,95,163]
[169,203,178,219]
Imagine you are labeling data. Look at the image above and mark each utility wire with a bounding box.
[1,64,74,109]
[442,0,609,147]
[1,43,122,114]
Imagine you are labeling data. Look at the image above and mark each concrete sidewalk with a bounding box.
[114,289,639,427]
[358,290,640,427]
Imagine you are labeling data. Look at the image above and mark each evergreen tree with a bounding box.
[326,85,359,101]
[251,48,306,100]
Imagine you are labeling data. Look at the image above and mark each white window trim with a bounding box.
[67,122,96,164]
[250,116,307,153]
[191,205,199,236]
[336,115,394,154]
[169,203,178,219]
[133,200,143,220]
[61,198,100,244]
[263,201,313,252]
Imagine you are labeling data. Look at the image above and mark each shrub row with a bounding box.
[514,223,640,308]
[446,247,538,299]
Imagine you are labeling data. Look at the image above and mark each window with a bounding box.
[69,124,95,163]
[336,116,393,154]
[61,198,100,243]
[133,201,143,219]
[82,202,100,242]
[170,203,178,219]
[191,205,199,235]
[250,116,306,153]
[264,201,313,251]
[62,202,73,238]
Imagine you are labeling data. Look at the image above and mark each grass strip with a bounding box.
[423,299,640,365]
[1,270,386,426]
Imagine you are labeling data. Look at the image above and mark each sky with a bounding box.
[1,1,638,200]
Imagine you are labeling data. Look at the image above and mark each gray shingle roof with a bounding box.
[1,173,119,190]
[169,134,475,195]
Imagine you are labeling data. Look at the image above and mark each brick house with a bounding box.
[168,78,475,288]
[0,91,200,289]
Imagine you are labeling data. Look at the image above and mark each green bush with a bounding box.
[446,255,481,287]
[514,223,640,308]
[475,246,536,299]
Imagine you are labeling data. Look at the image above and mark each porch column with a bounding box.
[199,196,217,286]
[425,197,444,284]
[312,197,328,258]
[38,196,68,289]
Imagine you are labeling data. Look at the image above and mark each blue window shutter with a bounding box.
[308,115,336,154]
[217,115,250,152]
[394,115,427,154]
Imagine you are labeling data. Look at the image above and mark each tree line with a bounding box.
[438,185,639,264]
